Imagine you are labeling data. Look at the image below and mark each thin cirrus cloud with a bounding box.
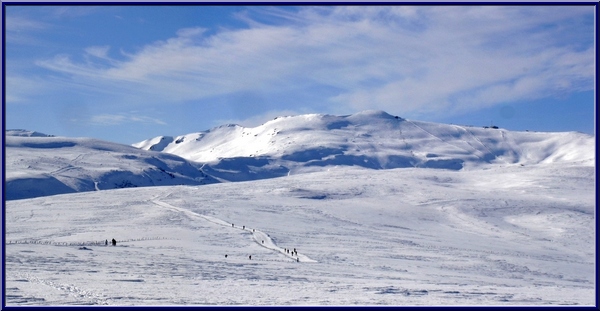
[33,6,594,118]
[5,15,52,45]
[85,46,111,59]
[90,114,167,126]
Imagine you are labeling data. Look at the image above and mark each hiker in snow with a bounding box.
[112,238,116,246]
[262,240,264,244]
[225,254,228,258]
[297,258,299,262]
[243,226,245,229]
[232,224,234,227]
[253,229,255,232]
[249,255,252,260]
[105,239,108,246]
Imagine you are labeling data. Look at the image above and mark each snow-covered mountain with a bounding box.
[5,132,218,200]
[134,110,594,181]
[5,110,594,200]
[4,113,595,305]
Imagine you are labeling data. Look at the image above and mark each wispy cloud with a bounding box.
[90,113,167,126]
[5,15,48,31]
[85,45,111,59]
[5,15,52,45]
[51,6,101,18]
[5,75,56,104]
[31,6,595,118]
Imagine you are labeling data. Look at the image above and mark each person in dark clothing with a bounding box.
[225,254,228,258]
[249,255,252,260]
[111,238,116,246]
[105,239,108,246]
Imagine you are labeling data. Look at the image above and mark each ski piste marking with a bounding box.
[150,197,317,263]
[455,125,499,163]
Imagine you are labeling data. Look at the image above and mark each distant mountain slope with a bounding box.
[6,111,594,200]
[6,129,55,137]
[133,110,594,181]
[5,133,218,200]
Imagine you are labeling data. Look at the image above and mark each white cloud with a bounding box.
[85,46,111,59]
[5,16,51,45]
[51,6,100,18]
[33,6,594,118]
[91,114,127,126]
[5,75,55,104]
[5,15,48,31]
[90,114,166,126]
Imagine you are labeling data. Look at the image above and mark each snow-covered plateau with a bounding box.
[3,111,596,306]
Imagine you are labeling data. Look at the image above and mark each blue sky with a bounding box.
[4,4,596,144]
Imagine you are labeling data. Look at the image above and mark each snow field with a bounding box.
[5,164,594,305]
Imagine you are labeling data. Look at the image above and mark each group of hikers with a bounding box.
[284,248,298,256]
[232,224,254,233]
[225,247,299,262]
[227,223,301,262]
[101,224,302,262]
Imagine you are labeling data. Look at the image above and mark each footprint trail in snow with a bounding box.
[151,198,317,263]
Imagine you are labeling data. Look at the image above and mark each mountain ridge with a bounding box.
[5,134,219,200]
[5,110,594,200]
[133,110,594,172]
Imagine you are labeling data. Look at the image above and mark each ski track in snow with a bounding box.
[459,126,501,163]
[407,121,482,160]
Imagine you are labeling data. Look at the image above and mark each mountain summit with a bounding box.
[133,110,593,181]
[5,111,593,200]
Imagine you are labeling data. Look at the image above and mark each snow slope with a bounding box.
[4,164,595,305]
[133,110,595,181]
[5,111,594,200]
[5,133,218,200]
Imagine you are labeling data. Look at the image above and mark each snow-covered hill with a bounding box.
[4,112,595,305]
[133,110,595,181]
[5,164,595,305]
[5,133,218,200]
[5,111,594,200]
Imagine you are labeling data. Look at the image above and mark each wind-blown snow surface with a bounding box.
[133,111,594,181]
[5,132,218,200]
[5,164,594,305]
